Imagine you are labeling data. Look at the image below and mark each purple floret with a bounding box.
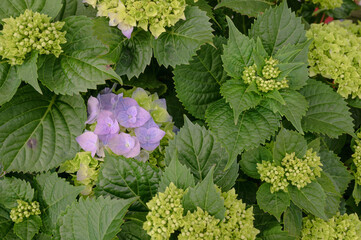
[115,98,151,128]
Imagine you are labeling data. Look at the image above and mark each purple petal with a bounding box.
[134,106,151,127]
[107,133,135,155]
[123,136,140,158]
[94,111,119,135]
[142,118,159,129]
[76,132,99,157]
[85,96,99,124]
[122,27,133,39]
[141,141,160,151]
[98,93,120,112]
[115,98,138,112]
[127,106,138,117]
[98,133,117,145]
[153,99,167,109]
[147,128,166,143]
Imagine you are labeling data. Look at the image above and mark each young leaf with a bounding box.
[0,0,63,19]
[300,79,355,138]
[0,63,20,106]
[0,86,86,172]
[0,177,34,209]
[158,151,195,192]
[289,182,328,220]
[39,16,122,95]
[256,183,290,221]
[174,37,227,119]
[272,128,307,165]
[270,89,309,133]
[215,0,273,18]
[95,153,161,210]
[220,80,262,124]
[13,215,42,240]
[283,203,302,238]
[206,99,280,168]
[153,6,213,67]
[16,52,41,94]
[222,16,255,79]
[57,197,136,240]
[35,172,83,232]
[249,1,307,55]
[182,167,226,220]
[165,116,238,191]
[317,172,341,218]
[240,146,273,179]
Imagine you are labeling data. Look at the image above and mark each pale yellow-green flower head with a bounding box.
[0,9,67,65]
[305,0,343,10]
[10,200,41,223]
[257,161,289,193]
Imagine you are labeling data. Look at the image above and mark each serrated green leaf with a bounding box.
[115,29,153,79]
[283,202,302,238]
[0,177,34,209]
[256,183,290,221]
[240,146,273,179]
[55,0,77,20]
[319,150,352,195]
[117,220,150,240]
[0,0,63,20]
[165,116,239,191]
[270,89,308,133]
[182,167,226,220]
[264,90,285,105]
[222,16,255,79]
[39,16,121,95]
[215,0,273,17]
[0,206,13,239]
[253,205,280,232]
[206,99,280,168]
[57,196,135,240]
[317,172,341,218]
[0,86,86,172]
[273,128,307,165]
[153,6,213,67]
[249,1,307,56]
[300,79,355,138]
[158,151,195,192]
[95,153,161,211]
[16,51,41,94]
[35,172,83,232]
[174,37,227,119]
[14,215,41,240]
[289,182,327,220]
[221,80,262,124]
[0,63,20,106]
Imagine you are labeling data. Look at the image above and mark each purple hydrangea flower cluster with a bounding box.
[76,89,166,159]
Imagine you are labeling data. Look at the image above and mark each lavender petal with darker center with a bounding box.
[94,110,120,136]
[76,131,99,157]
[107,133,140,158]
[115,98,151,128]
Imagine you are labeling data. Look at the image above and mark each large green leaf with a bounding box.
[95,153,161,210]
[270,89,308,133]
[283,203,302,238]
[222,16,255,79]
[317,172,341,218]
[182,167,226,220]
[299,79,354,138]
[39,16,121,95]
[117,220,150,240]
[206,99,280,167]
[249,1,307,55]
[153,6,213,67]
[158,151,195,192]
[16,52,41,94]
[0,206,13,239]
[0,63,20,106]
[0,0,63,19]
[256,183,290,221]
[35,172,83,232]
[261,225,294,240]
[289,182,327,220]
[221,80,262,123]
[13,215,42,240]
[240,146,273,179]
[116,29,153,79]
[215,0,273,17]
[272,128,307,165]
[0,86,86,172]
[165,117,239,190]
[174,37,227,119]
[57,197,135,240]
[0,177,34,209]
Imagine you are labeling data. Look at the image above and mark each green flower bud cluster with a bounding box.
[305,0,342,10]
[0,9,67,65]
[352,133,361,185]
[143,182,185,239]
[10,200,41,223]
[301,213,361,240]
[307,21,361,99]
[242,57,288,93]
[257,149,322,193]
[85,0,190,38]
[58,152,100,196]
[148,138,168,168]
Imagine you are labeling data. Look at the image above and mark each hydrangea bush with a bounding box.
[1,0,361,239]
